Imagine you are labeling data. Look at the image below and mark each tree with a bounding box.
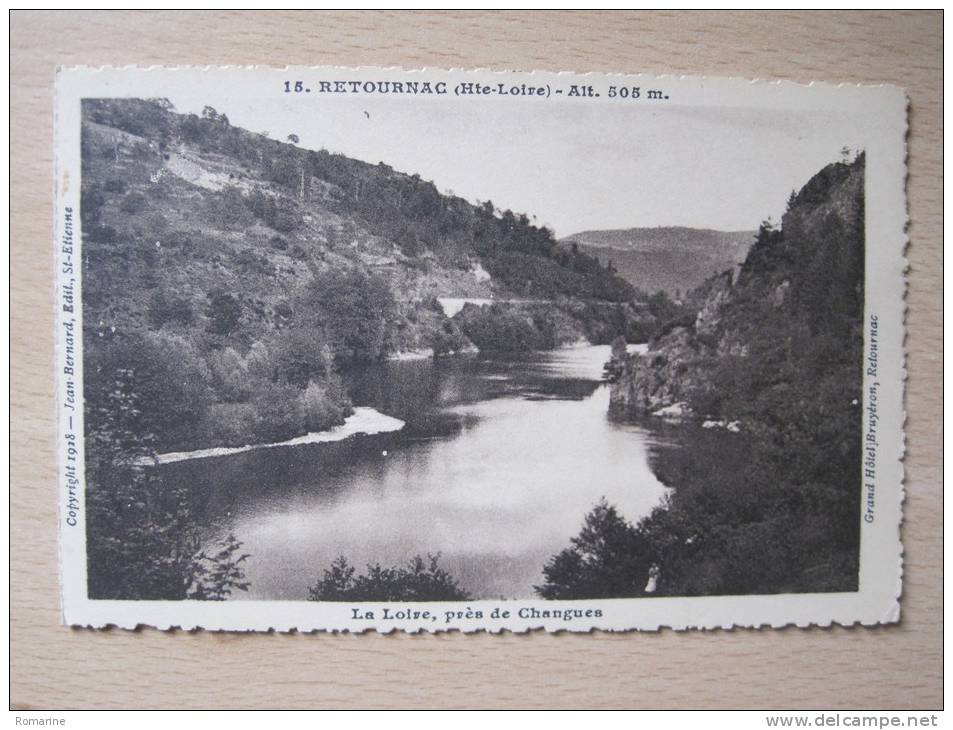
[148,289,194,329]
[536,499,654,599]
[206,186,254,230]
[603,336,628,382]
[151,97,175,111]
[271,325,334,388]
[287,133,300,144]
[251,381,305,441]
[455,303,546,352]
[301,269,397,362]
[299,379,350,432]
[84,353,157,478]
[308,554,469,601]
[87,467,250,601]
[86,331,213,451]
[786,189,798,212]
[202,105,229,128]
[84,347,249,601]
[207,292,243,335]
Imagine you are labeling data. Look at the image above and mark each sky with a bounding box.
[162,86,868,238]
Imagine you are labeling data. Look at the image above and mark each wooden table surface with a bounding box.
[10,10,942,710]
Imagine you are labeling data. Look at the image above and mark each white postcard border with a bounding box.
[55,66,907,632]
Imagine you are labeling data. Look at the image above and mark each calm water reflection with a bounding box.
[157,345,670,600]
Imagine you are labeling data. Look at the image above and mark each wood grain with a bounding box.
[11,10,942,710]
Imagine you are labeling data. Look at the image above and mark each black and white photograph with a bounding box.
[55,67,907,631]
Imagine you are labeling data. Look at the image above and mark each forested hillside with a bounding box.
[80,98,661,454]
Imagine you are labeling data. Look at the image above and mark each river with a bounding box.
[156,344,671,600]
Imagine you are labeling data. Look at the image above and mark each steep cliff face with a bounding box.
[610,156,865,421]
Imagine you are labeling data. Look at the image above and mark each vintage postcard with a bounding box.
[55,67,906,632]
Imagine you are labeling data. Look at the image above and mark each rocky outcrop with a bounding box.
[610,326,702,415]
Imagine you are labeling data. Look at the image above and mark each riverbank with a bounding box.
[160,344,669,600]
[147,407,405,465]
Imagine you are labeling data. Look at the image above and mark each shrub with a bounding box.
[308,554,469,601]
[245,341,274,381]
[147,289,194,328]
[205,187,254,231]
[299,379,350,432]
[430,319,470,355]
[206,292,243,335]
[271,202,299,233]
[207,347,251,401]
[251,381,305,442]
[203,402,257,447]
[272,326,334,388]
[289,243,309,261]
[232,247,273,278]
[87,466,249,600]
[86,331,214,450]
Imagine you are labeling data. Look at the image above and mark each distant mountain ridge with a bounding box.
[561,227,756,297]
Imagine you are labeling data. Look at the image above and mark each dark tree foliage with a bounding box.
[270,325,334,388]
[250,380,306,442]
[83,97,175,141]
[603,336,628,382]
[302,269,398,362]
[87,466,250,601]
[430,317,471,356]
[643,291,689,335]
[205,187,255,231]
[455,304,547,352]
[86,331,214,451]
[308,554,470,601]
[537,500,654,599]
[206,292,244,336]
[84,350,249,601]
[147,289,195,328]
